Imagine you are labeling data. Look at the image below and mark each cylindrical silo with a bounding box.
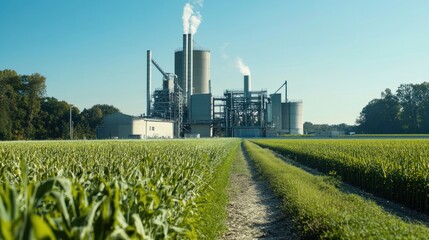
[282,101,303,134]
[289,101,304,134]
[271,93,282,132]
[174,49,210,95]
[193,50,210,94]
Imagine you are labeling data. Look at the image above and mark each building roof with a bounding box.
[104,112,174,123]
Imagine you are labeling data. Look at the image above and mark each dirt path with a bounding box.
[222,144,297,240]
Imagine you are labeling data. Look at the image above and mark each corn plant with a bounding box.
[0,139,240,239]
[251,139,429,214]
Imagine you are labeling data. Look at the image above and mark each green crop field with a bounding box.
[243,140,429,239]
[251,139,429,214]
[3,138,429,239]
[0,139,240,239]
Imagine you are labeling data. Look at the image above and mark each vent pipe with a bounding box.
[146,50,152,116]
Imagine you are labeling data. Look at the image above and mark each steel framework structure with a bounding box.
[152,80,184,138]
[213,90,268,137]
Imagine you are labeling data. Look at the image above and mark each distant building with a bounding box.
[96,112,174,139]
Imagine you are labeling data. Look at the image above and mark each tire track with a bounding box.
[223,144,297,239]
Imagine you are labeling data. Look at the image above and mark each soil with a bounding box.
[222,144,298,240]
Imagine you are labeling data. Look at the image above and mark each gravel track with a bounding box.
[222,144,297,240]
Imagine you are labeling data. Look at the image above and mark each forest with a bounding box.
[0,69,120,140]
[357,83,429,134]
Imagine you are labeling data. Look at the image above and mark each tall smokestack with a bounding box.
[146,50,152,116]
[187,33,193,117]
[182,34,188,102]
[244,75,251,99]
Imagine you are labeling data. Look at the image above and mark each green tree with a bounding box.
[396,83,429,133]
[33,97,72,139]
[77,104,120,139]
[0,70,46,139]
[22,73,47,138]
[0,70,19,139]
[357,89,401,133]
[1,69,122,140]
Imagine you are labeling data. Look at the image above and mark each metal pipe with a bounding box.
[146,50,152,116]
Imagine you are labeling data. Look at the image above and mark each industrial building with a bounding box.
[96,112,174,139]
[98,30,303,139]
[143,32,303,138]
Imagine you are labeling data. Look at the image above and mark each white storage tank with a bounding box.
[175,49,210,94]
[270,93,282,132]
[282,101,303,134]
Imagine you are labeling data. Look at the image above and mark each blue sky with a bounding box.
[1,0,428,124]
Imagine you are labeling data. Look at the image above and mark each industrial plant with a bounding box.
[97,3,303,139]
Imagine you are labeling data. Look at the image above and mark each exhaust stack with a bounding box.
[182,34,188,103]
[244,75,251,99]
[146,50,152,116]
[187,33,193,117]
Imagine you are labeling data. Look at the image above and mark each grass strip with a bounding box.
[251,139,429,213]
[243,140,429,239]
[193,140,240,239]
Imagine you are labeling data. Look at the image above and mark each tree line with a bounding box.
[357,82,429,134]
[0,69,120,140]
[303,122,355,135]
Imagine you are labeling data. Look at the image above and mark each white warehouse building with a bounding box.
[96,112,174,139]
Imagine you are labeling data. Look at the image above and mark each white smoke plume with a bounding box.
[236,58,251,76]
[182,1,203,34]
[182,3,193,34]
[190,12,202,34]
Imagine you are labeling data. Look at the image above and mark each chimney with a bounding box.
[187,33,193,118]
[244,75,251,99]
[182,34,188,103]
[146,50,152,116]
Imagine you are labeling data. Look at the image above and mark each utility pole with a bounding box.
[70,105,73,140]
